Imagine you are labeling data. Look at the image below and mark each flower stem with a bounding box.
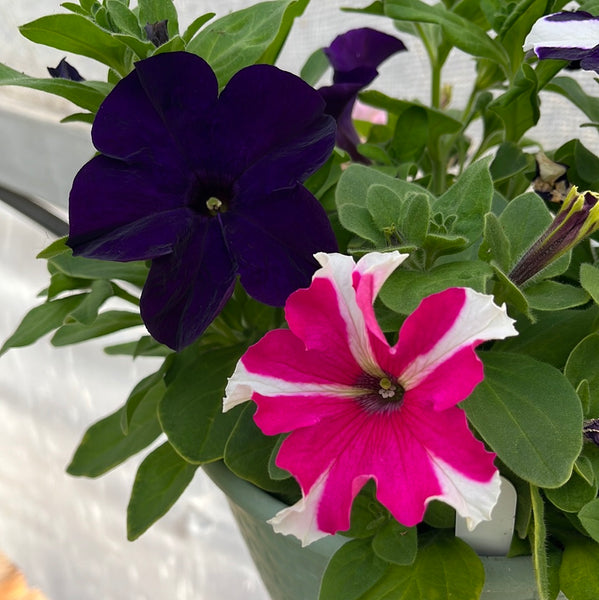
[530,484,550,600]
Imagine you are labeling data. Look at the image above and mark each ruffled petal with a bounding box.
[213,64,335,187]
[140,220,236,350]
[325,28,407,77]
[68,156,193,260]
[285,252,404,375]
[387,288,517,409]
[92,52,218,164]
[224,185,337,306]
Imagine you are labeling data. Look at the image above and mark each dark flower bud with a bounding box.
[47,58,84,82]
[144,20,169,47]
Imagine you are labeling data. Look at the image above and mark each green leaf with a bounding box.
[0,294,86,355]
[494,306,599,370]
[49,251,148,287]
[524,281,590,311]
[127,442,198,540]
[19,14,129,74]
[319,538,388,600]
[300,47,329,86]
[384,0,509,73]
[0,62,111,112]
[488,62,539,142]
[224,403,300,501]
[490,141,529,183]
[67,386,162,477]
[181,13,215,45]
[432,157,494,246]
[138,0,179,38]
[159,344,246,463]
[496,0,548,76]
[259,0,309,65]
[560,537,599,600]
[372,520,417,566]
[336,164,434,247]
[121,375,166,434]
[51,310,143,345]
[36,237,69,259]
[187,0,305,88]
[379,260,493,314]
[363,531,484,599]
[565,334,599,418]
[104,335,170,357]
[106,0,142,36]
[480,212,511,272]
[545,470,598,513]
[578,499,599,543]
[65,279,114,325]
[580,263,599,305]
[547,76,599,125]
[389,106,428,162]
[361,91,462,146]
[463,352,582,488]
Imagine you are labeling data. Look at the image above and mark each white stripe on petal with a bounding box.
[524,16,599,52]
[313,251,405,375]
[401,288,517,388]
[267,471,330,547]
[428,456,502,530]
[223,359,357,412]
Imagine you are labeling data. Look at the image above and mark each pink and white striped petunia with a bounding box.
[224,252,518,546]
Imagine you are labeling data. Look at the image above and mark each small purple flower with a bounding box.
[67,52,337,351]
[318,28,406,162]
[524,11,599,72]
[47,58,84,81]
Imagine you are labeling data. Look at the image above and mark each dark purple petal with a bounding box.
[224,185,338,306]
[92,52,218,165]
[324,28,406,77]
[47,58,84,81]
[140,221,237,350]
[210,64,336,185]
[319,28,405,161]
[546,10,594,22]
[68,155,191,259]
[319,82,365,162]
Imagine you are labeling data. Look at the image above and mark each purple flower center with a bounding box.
[354,372,405,414]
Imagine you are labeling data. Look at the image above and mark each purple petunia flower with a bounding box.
[524,11,599,72]
[318,28,406,162]
[67,51,338,351]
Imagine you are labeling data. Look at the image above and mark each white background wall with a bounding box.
[0,1,598,599]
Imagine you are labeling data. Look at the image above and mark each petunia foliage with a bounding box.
[6,1,599,599]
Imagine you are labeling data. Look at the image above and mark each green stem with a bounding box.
[530,484,550,600]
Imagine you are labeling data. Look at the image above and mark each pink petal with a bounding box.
[385,288,517,409]
[223,329,359,414]
[286,252,405,375]
[274,397,499,535]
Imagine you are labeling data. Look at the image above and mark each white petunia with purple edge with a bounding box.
[224,252,518,546]
[524,11,599,72]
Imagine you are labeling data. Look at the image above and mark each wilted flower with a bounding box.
[510,186,599,285]
[524,11,599,72]
[67,52,337,350]
[319,28,406,162]
[225,252,517,545]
